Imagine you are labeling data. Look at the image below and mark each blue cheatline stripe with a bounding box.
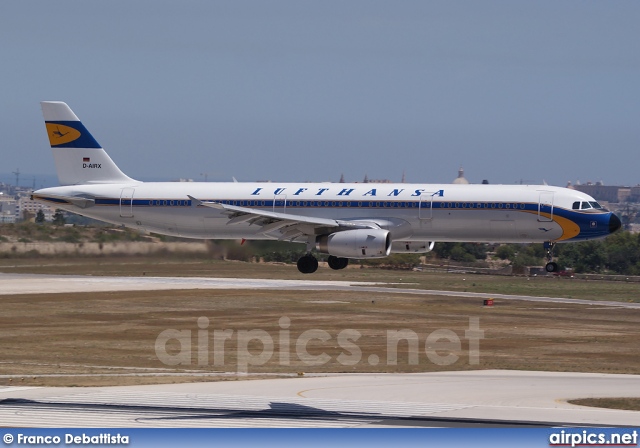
[46,120,101,148]
[90,198,575,214]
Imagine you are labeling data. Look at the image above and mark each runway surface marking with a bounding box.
[0,386,41,393]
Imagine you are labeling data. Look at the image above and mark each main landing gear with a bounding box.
[544,241,558,273]
[296,254,350,274]
[327,255,349,270]
[297,254,318,274]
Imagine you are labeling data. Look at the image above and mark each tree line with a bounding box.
[494,231,640,275]
[8,215,640,274]
[430,232,640,275]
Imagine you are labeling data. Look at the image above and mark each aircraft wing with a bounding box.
[188,196,377,241]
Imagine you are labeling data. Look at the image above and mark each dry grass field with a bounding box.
[0,257,639,391]
[569,398,640,411]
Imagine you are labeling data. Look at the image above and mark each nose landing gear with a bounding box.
[544,241,558,273]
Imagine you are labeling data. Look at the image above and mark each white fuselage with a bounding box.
[34,181,615,244]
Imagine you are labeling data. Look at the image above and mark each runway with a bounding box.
[0,371,638,427]
[1,273,639,309]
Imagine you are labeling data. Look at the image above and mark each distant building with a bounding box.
[18,196,54,221]
[361,174,392,183]
[0,195,18,223]
[573,183,630,203]
[366,179,392,183]
[0,211,15,224]
[618,188,632,203]
[452,167,469,184]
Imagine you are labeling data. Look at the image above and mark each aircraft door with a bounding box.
[538,191,554,222]
[273,194,287,214]
[120,187,135,218]
[419,194,433,220]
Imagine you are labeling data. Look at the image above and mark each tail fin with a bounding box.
[41,101,136,185]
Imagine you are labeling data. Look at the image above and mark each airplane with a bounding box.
[32,101,622,274]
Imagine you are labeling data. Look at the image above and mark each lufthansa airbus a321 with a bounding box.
[33,102,621,274]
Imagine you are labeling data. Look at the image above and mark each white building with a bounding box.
[0,211,15,224]
[0,195,18,222]
[18,196,54,221]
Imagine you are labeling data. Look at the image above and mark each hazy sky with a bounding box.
[2,1,639,187]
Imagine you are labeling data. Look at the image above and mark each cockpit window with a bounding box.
[572,201,605,211]
[580,202,592,210]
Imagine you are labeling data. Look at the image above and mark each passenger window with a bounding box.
[572,202,580,210]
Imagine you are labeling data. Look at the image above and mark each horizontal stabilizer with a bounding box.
[31,193,95,209]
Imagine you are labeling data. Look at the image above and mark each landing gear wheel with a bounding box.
[328,255,349,270]
[544,241,557,273]
[297,254,318,274]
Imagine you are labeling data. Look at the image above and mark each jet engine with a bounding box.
[316,229,391,259]
[390,241,435,254]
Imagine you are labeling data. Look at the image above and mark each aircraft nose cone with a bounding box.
[609,213,622,234]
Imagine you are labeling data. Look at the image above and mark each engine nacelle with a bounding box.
[390,241,435,254]
[316,229,391,259]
